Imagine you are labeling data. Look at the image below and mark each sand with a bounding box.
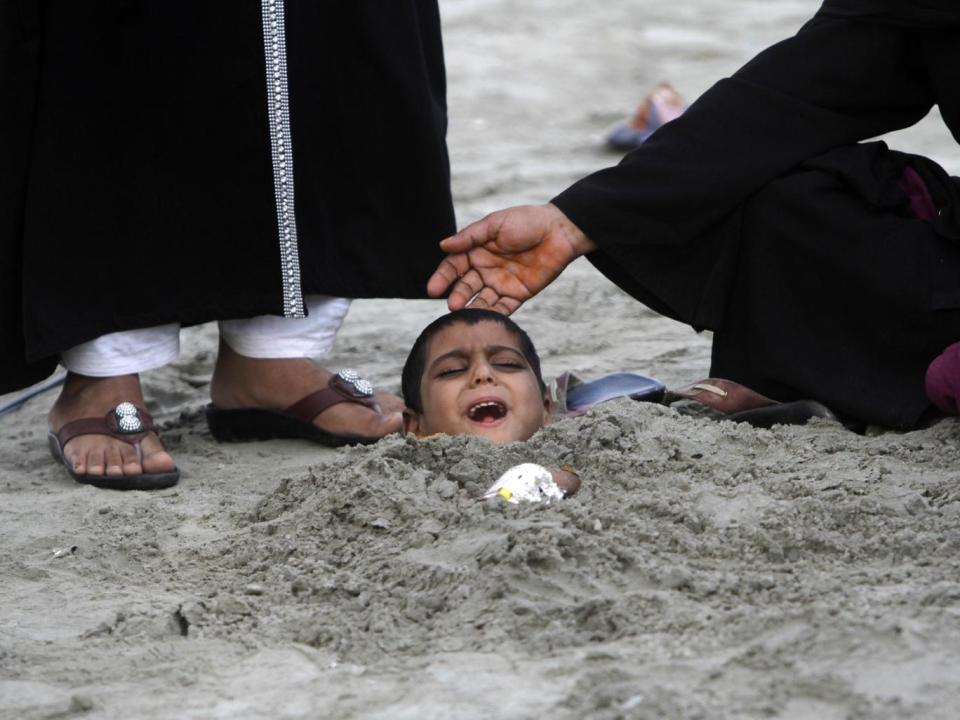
[3,1,960,718]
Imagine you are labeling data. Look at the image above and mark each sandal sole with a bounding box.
[205,405,380,447]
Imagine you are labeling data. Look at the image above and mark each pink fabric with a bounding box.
[925,341,960,415]
[912,167,956,415]
[898,165,938,222]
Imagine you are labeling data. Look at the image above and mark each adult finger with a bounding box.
[447,268,485,310]
[471,286,501,312]
[491,295,523,316]
[439,212,504,254]
[465,293,491,310]
[469,287,521,316]
[427,254,471,298]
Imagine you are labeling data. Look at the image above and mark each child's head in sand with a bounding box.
[401,309,551,444]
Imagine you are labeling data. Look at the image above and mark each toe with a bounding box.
[361,409,403,438]
[63,443,85,474]
[143,449,175,474]
[379,411,403,436]
[104,446,124,476]
[86,447,106,476]
[375,392,405,415]
[143,450,174,474]
[69,452,86,475]
[140,433,176,474]
[313,403,403,441]
[119,443,142,476]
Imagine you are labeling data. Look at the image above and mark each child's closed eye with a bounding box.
[491,355,526,370]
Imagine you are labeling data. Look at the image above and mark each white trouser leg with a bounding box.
[218,295,351,359]
[60,324,181,376]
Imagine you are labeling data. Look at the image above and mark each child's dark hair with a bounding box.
[402,309,546,413]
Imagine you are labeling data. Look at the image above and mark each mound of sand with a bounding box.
[10,401,958,718]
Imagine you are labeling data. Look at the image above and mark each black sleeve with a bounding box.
[551,13,936,327]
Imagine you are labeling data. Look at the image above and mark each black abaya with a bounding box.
[552,1,960,428]
[1,1,455,393]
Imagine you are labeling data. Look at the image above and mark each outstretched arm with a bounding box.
[426,203,596,314]
[430,12,939,322]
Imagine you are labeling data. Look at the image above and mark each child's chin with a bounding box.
[466,423,535,444]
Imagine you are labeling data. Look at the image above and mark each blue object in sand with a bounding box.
[565,372,665,412]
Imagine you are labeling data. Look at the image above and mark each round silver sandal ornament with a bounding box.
[114,402,145,434]
[337,369,374,398]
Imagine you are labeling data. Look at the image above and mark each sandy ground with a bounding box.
[3,1,960,718]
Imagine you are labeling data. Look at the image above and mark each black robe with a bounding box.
[552,0,960,429]
[1,1,455,393]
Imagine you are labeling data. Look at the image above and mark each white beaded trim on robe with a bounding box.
[261,0,305,318]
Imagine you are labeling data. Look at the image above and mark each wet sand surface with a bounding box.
[3,1,960,718]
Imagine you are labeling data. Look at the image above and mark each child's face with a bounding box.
[404,320,551,444]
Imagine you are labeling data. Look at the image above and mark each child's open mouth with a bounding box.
[467,400,507,425]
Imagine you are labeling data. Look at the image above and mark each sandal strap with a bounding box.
[55,405,157,448]
[663,378,776,414]
[283,372,378,423]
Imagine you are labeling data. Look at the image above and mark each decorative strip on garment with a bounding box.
[261,0,305,318]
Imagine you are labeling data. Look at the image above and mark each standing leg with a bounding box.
[210,296,402,441]
[49,324,180,482]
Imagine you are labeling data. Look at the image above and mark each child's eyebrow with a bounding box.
[428,345,526,371]
[485,345,526,359]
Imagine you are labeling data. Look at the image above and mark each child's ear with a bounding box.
[402,408,423,437]
[542,395,554,426]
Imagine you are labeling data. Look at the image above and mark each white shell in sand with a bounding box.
[482,463,564,504]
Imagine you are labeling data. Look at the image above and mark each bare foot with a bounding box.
[48,373,176,478]
[629,82,686,131]
[210,340,403,440]
[375,391,406,416]
[551,467,581,498]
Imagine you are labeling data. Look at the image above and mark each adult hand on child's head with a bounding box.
[427,203,596,315]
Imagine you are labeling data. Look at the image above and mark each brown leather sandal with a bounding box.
[664,378,837,428]
[47,402,180,490]
[205,369,384,446]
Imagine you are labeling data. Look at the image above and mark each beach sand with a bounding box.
[3,1,960,718]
